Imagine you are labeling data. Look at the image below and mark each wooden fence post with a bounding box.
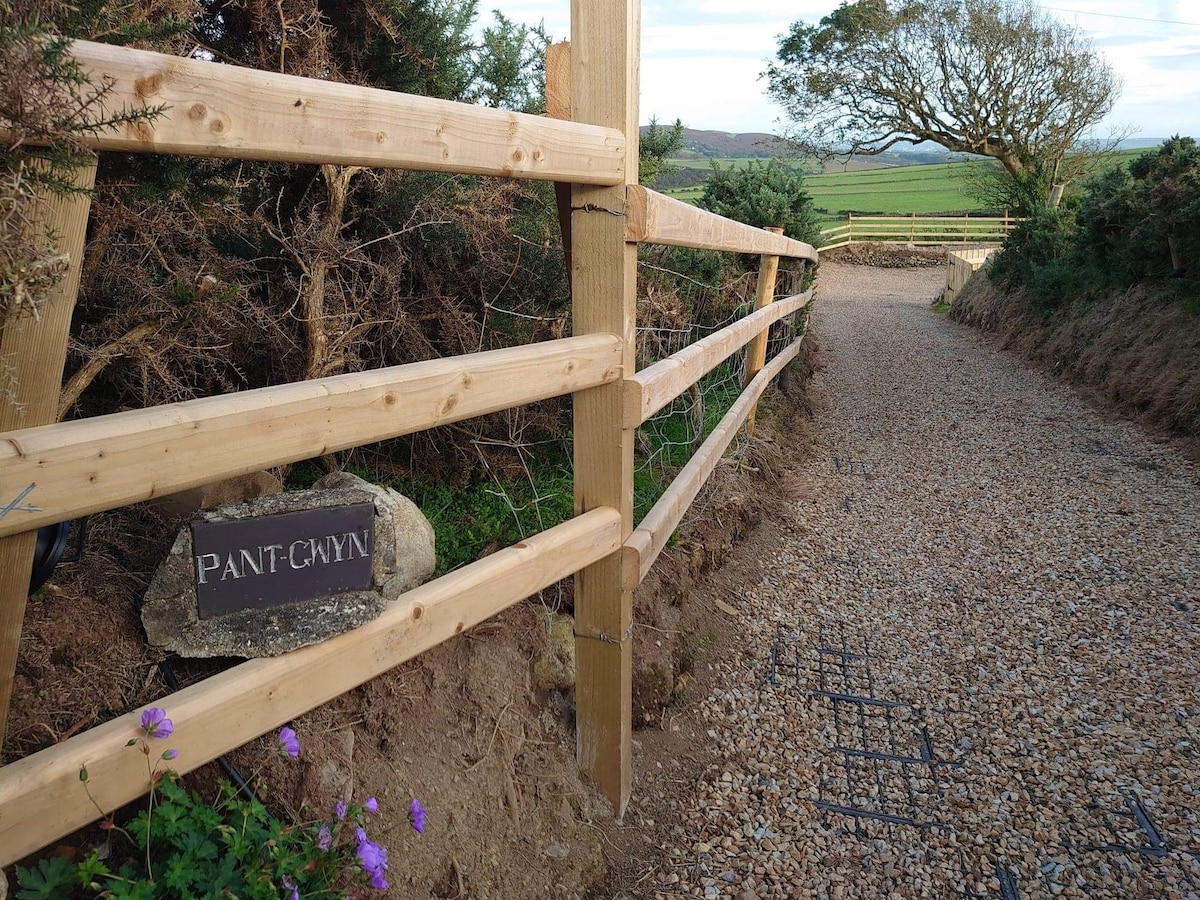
[744,226,783,436]
[0,159,96,742]
[570,0,639,816]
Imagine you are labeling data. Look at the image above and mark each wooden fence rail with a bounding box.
[819,213,1020,250]
[60,40,626,183]
[0,0,816,864]
[0,335,623,538]
[0,508,623,863]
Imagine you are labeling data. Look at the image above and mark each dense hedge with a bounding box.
[991,137,1200,312]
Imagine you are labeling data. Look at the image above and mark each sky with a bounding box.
[484,1,1200,140]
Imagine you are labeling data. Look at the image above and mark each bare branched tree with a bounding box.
[764,0,1121,209]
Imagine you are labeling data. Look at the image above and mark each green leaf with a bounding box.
[163,853,197,894]
[107,881,158,900]
[208,852,244,895]
[76,850,112,887]
[156,775,191,807]
[178,829,219,862]
[126,809,151,849]
[15,856,77,899]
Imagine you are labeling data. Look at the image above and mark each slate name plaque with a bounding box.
[192,503,375,619]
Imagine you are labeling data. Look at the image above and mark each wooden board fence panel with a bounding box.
[817,213,1019,251]
[0,335,622,538]
[52,41,626,184]
[0,507,622,866]
[945,248,997,303]
[624,291,812,427]
[623,337,804,588]
[627,186,818,261]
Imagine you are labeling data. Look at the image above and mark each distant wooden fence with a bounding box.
[819,213,1019,250]
[0,3,817,864]
[945,248,998,304]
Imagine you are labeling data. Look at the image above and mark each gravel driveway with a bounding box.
[656,263,1200,899]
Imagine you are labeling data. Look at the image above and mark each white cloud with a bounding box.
[482,1,1200,137]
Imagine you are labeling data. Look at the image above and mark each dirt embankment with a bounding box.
[949,269,1200,459]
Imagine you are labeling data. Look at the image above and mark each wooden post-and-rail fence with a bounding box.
[818,212,1020,250]
[0,0,817,864]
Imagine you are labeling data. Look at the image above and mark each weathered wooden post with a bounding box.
[744,226,783,436]
[0,160,96,741]
[570,0,639,815]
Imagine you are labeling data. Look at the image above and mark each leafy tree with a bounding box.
[639,117,685,186]
[697,160,819,246]
[765,0,1119,210]
[469,11,550,112]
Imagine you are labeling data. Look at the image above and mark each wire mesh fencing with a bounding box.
[634,258,810,527]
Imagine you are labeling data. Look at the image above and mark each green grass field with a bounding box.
[663,148,1150,218]
[807,162,985,214]
[662,160,987,214]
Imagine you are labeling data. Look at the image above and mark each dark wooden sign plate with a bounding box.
[192,503,375,619]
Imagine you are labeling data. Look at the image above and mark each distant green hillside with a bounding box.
[806,162,987,215]
[661,147,1153,220]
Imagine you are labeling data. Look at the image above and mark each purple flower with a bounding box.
[140,707,174,739]
[161,748,178,761]
[282,874,299,900]
[278,726,300,759]
[354,827,389,890]
[317,824,332,852]
[363,797,378,813]
[409,797,425,834]
[334,799,347,821]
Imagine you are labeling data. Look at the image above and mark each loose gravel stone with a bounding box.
[667,263,1200,900]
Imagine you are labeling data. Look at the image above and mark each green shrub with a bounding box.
[16,713,422,898]
[990,206,1077,291]
[697,160,821,250]
[994,136,1200,309]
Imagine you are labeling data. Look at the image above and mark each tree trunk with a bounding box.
[301,164,362,381]
[1168,234,1182,273]
[57,319,163,419]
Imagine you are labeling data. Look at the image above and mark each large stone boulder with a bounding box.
[312,472,436,600]
[141,475,436,658]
